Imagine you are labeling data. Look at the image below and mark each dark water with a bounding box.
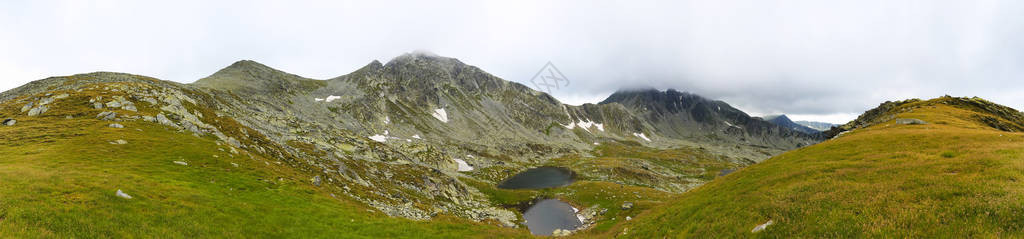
[523,199,582,236]
[497,167,576,189]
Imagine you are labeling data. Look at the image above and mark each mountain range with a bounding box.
[6,53,1015,237]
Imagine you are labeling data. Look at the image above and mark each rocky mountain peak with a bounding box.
[193,59,322,94]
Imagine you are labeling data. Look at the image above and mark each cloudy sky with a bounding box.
[2,0,1022,123]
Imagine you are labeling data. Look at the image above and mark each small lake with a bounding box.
[523,199,582,236]
[497,166,576,189]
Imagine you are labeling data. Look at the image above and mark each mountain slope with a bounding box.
[0,53,825,237]
[0,74,527,238]
[622,96,1024,237]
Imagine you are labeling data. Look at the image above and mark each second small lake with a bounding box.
[523,199,583,236]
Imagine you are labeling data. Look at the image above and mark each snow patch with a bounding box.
[454,158,473,171]
[751,220,774,233]
[432,108,449,123]
[384,116,390,124]
[368,134,387,142]
[633,132,651,142]
[563,119,605,132]
[412,134,422,139]
[315,95,342,102]
[572,206,586,223]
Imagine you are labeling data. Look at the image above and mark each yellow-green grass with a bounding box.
[0,101,527,238]
[623,102,1024,238]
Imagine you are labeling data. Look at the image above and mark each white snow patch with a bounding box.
[454,158,473,171]
[563,120,604,132]
[412,134,422,139]
[723,121,733,127]
[633,132,651,142]
[572,206,586,223]
[593,142,600,145]
[751,220,774,233]
[384,116,390,124]
[314,98,324,102]
[432,108,449,123]
[368,134,387,142]
[324,95,342,102]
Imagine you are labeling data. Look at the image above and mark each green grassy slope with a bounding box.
[0,93,526,238]
[622,97,1024,238]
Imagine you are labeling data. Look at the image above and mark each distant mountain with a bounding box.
[601,89,822,150]
[794,120,840,131]
[761,114,821,135]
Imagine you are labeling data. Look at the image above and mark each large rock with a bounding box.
[96,111,117,121]
[2,118,15,126]
[27,106,48,116]
[892,118,927,125]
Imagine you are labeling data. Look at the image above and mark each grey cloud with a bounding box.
[1,0,1022,123]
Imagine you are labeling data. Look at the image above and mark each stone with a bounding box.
[231,163,239,167]
[142,115,156,122]
[552,229,573,237]
[751,220,774,233]
[621,202,634,210]
[20,102,33,112]
[53,93,69,99]
[97,111,116,121]
[156,113,177,127]
[2,119,15,126]
[312,175,322,186]
[38,97,53,105]
[108,123,124,128]
[173,161,188,166]
[122,104,137,112]
[892,118,927,125]
[27,106,48,116]
[111,139,128,145]
[115,189,133,199]
[105,101,121,108]
[94,102,104,109]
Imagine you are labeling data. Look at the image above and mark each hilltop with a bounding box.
[621,96,1024,237]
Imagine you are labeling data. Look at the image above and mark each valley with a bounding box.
[1,54,1020,238]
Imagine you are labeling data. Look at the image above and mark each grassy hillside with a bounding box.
[621,97,1024,238]
[0,89,527,238]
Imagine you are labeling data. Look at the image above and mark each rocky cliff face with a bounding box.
[0,53,822,224]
